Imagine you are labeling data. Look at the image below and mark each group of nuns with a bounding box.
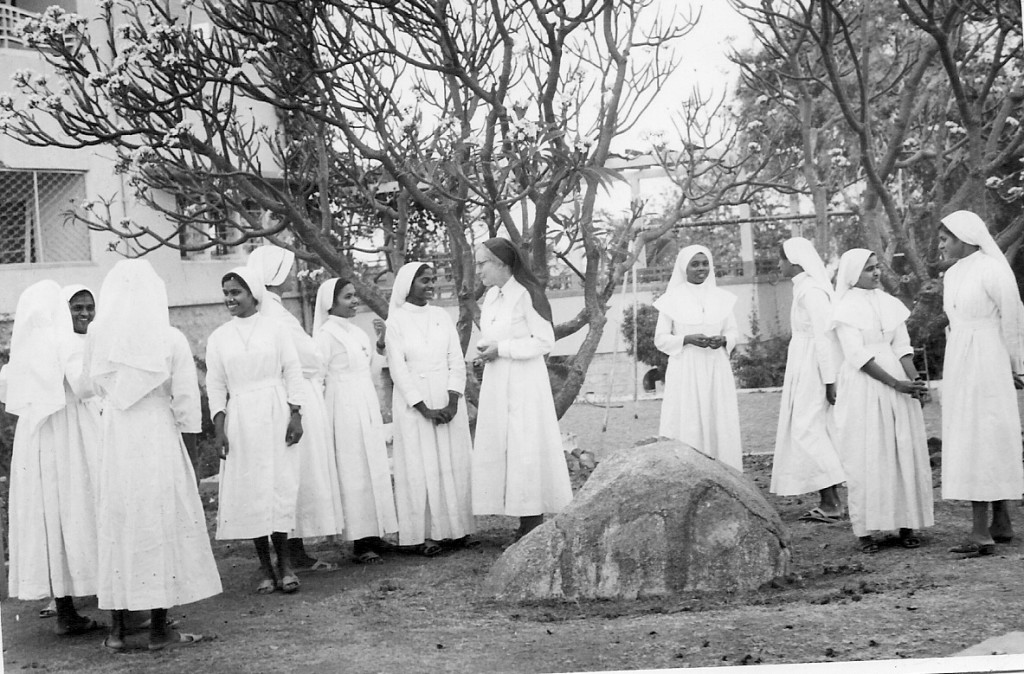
[3,236,574,651]
[654,210,1024,556]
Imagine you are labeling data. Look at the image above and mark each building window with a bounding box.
[176,194,265,260]
[0,170,90,265]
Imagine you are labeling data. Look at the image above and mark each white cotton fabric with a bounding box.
[87,260,171,410]
[653,246,743,471]
[94,328,222,609]
[941,250,1024,501]
[248,245,296,287]
[314,308,399,540]
[87,260,220,610]
[770,271,845,495]
[206,303,306,539]
[261,290,345,538]
[831,286,933,537]
[5,281,101,600]
[386,262,474,545]
[471,277,573,516]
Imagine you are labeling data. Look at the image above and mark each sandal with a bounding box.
[296,559,339,574]
[899,529,921,549]
[859,539,880,554]
[102,635,125,653]
[798,507,843,524]
[441,536,482,550]
[278,574,300,594]
[55,617,105,636]
[949,542,995,557]
[255,578,277,595]
[354,551,384,565]
[421,541,443,557]
[148,631,203,651]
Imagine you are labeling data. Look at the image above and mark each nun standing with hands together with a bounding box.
[830,249,933,553]
[653,245,743,471]
[386,262,475,554]
[472,238,573,541]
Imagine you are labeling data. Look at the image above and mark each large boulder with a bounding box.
[484,439,790,601]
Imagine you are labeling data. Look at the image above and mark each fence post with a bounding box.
[738,203,755,276]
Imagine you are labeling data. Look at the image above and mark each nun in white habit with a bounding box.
[653,245,743,471]
[206,265,306,594]
[3,280,102,636]
[938,210,1024,555]
[313,277,398,564]
[249,245,345,569]
[831,249,932,553]
[386,262,474,553]
[87,259,220,650]
[771,238,846,521]
[471,238,573,541]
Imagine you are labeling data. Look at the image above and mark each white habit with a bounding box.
[471,277,573,516]
[771,242,846,495]
[89,260,221,610]
[5,281,101,601]
[262,291,345,538]
[313,284,398,540]
[832,251,933,537]
[654,245,743,471]
[941,251,1024,501]
[207,306,306,540]
[386,263,474,545]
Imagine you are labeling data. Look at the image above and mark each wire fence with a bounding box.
[0,170,89,265]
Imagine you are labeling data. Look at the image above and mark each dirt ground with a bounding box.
[5,393,1024,673]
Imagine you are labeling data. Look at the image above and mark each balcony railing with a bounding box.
[0,4,35,50]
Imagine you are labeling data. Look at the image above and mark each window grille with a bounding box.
[0,170,90,265]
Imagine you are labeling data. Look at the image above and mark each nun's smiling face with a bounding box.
[406,267,436,306]
[68,290,95,335]
[329,282,359,319]
[937,226,971,262]
[686,253,710,284]
[222,277,257,318]
[854,254,882,290]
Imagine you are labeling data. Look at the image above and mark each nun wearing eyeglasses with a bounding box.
[472,238,573,541]
[248,245,345,571]
[653,245,743,471]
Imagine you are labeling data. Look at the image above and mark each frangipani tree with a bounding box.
[2,0,699,415]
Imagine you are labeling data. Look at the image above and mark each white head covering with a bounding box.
[832,248,909,332]
[783,237,833,298]
[389,262,431,312]
[941,210,1014,273]
[247,245,295,287]
[61,283,95,304]
[225,266,265,307]
[833,248,873,304]
[88,259,172,410]
[313,278,343,333]
[652,244,736,324]
[3,280,70,431]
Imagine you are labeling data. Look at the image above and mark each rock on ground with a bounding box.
[484,439,791,601]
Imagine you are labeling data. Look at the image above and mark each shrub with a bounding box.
[731,311,790,389]
[620,303,668,375]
